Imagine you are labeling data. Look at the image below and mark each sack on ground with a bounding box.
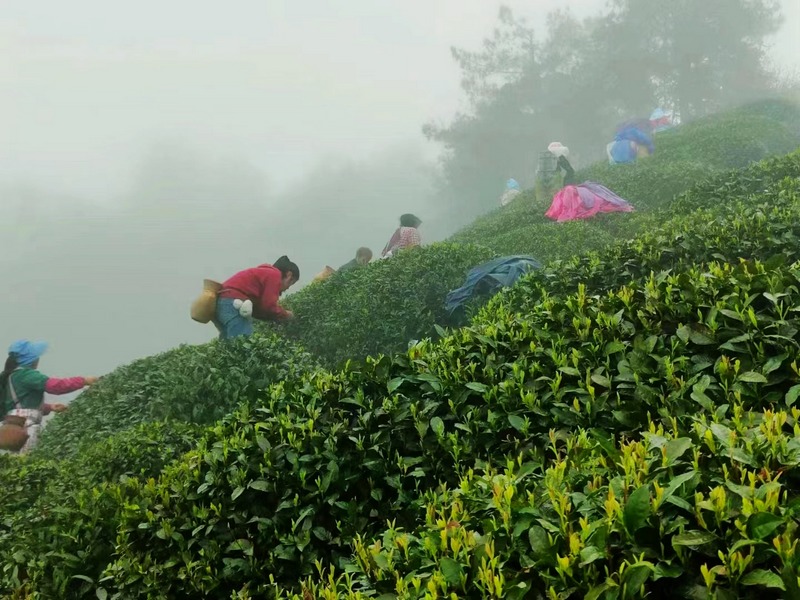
[190,279,222,324]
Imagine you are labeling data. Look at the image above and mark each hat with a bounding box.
[8,340,48,367]
[506,178,520,190]
[547,142,570,158]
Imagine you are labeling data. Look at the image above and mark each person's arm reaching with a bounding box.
[42,376,98,414]
[45,376,88,395]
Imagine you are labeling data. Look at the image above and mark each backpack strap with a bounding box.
[7,371,22,410]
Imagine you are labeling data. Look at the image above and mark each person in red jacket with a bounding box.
[214,256,300,340]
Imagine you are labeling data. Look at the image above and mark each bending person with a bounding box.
[1,340,98,454]
[382,214,422,258]
[214,257,299,340]
[339,247,373,272]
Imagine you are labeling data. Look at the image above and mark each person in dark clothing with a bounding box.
[556,155,576,186]
[339,247,373,272]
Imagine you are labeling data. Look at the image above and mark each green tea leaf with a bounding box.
[579,546,606,567]
[672,530,716,547]
[466,382,489,393]
[591,373,611,388]
[653,562,684,580]
[440,557,463,585]
[585,582,614,600]
[740,569,785,590]
[249,480,270,492]
[665,438,693,464]
[622,563,653,597]
[508,414,526,432]
[624,486,651,534]
[747,512,784,540]
[387,377,405,393]
[528,525,550,557]
[689,327,715,345]
[430,417,445,437]
[738,371,768,384]
[785,384,800,407]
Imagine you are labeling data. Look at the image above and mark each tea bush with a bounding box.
[483,152,800,322]
[3,102,800,599]
[96,254,800,598]
[0,421,201,598]
[275,242,496,367]
[34,333,318,460]
[282,409,800,599]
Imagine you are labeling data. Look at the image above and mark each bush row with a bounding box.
[30,252,799,599]
[275,242,496,367]
[483,151,800,323]
[0,421,201,598]
[280,409,800,599]
[34,333,317,460]
[452,100,800,259]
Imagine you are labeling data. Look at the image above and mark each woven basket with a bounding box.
[313,266,335,283]
[190,279,222,324]
[0,423,28,452]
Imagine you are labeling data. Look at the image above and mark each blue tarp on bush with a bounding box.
[445,255,542,315]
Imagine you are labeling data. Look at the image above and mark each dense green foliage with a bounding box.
[2,103,800,599]
[483,151,800,321]
[34,333,317,460]
[84,250,800,598]
[0,421,200,598]
[276,243,496,367]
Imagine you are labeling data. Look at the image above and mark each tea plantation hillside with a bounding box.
[35,334,318,460]
[1,135,800,598]
[452,99,800,259]
[278,99,800,368]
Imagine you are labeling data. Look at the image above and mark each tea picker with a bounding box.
[190,256,300,341]
[0,340,99,454]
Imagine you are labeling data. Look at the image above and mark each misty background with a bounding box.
[2,0,799,383]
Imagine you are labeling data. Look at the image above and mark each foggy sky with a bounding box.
[1,1,799,384]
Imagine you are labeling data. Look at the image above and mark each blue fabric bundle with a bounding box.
[445,256,541,315]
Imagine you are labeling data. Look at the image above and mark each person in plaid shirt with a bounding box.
[381,214,422,258]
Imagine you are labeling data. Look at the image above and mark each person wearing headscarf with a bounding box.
[0,340,98,453]
[382,214,422,258]
[500,179,522,207]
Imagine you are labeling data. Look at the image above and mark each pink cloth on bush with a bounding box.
[545,182,634,222]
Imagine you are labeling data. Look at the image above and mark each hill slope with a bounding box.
[452,99,800,259]
[1,101,799,599]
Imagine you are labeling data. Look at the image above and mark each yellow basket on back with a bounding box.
[191,279,222,324]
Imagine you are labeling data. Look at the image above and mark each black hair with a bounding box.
[274,255,300,281]
[400,213,421,228]
[0,354,18,403]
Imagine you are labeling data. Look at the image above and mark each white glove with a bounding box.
[232,299,254,319]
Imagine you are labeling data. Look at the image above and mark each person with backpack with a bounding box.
[214,256,300,340]
[0,340,98,453]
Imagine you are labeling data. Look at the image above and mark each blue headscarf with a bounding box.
[8,340,48,367]
[506,179,520,191]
